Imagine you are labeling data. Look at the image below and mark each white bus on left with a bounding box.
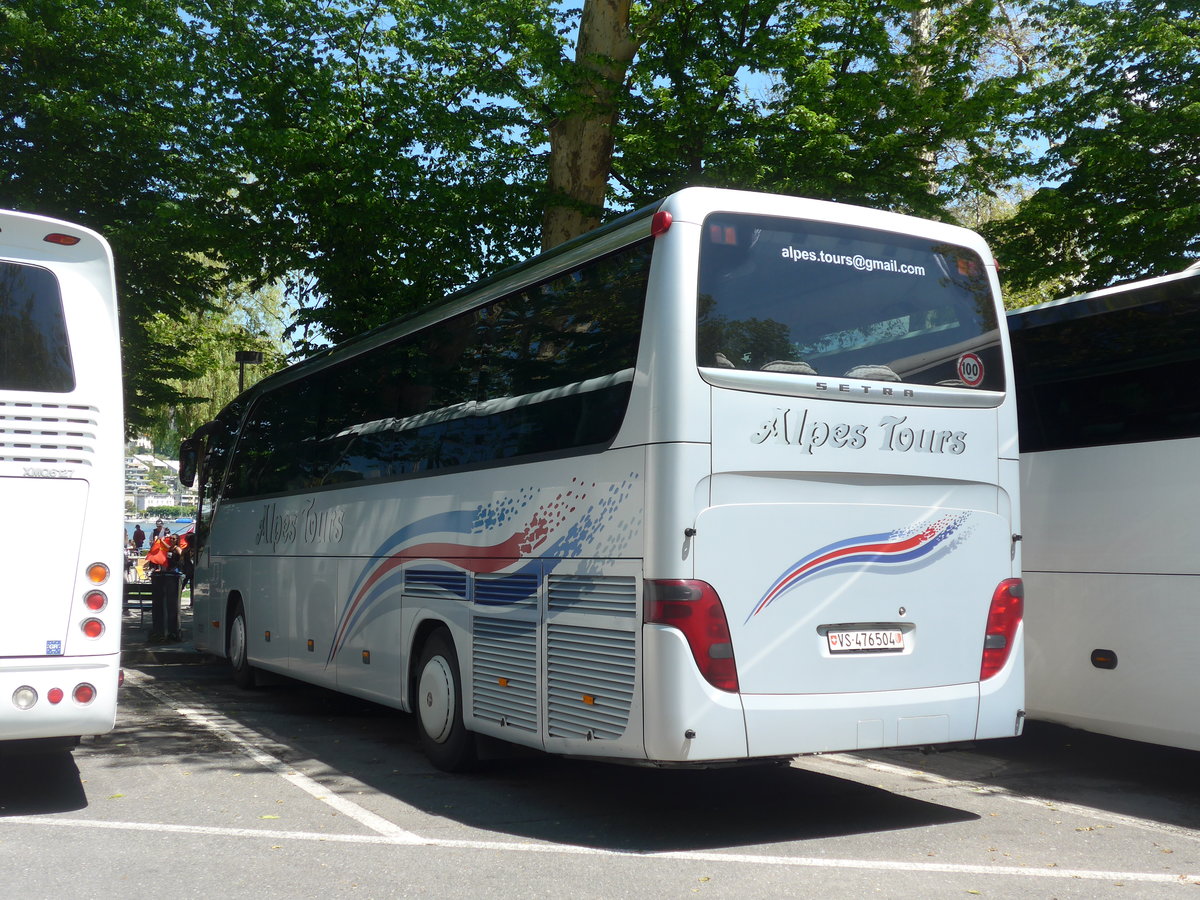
[0,209,124,750]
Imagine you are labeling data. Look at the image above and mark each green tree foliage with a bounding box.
[986,0,1200,297]
[0,0,226,432]
[142,276,290,454]
[617,0,1036,218]
[183,0,553,348]
[12,0,1185,435]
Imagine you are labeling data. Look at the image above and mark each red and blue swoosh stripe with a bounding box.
[325,510,545,666]
[746,514,969,622]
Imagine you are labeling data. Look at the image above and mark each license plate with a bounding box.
[827,629,905,654]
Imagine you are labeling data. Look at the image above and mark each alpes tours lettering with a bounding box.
[752,408,966,455]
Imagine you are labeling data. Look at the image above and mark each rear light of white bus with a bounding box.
[981,578,1024,680]
[81,618,105,639]
[85,591,107,612]
[10,683,95,709]
[646,580,740,692]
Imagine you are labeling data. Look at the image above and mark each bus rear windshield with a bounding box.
[0,261,75,392]
[697,214,1003,391]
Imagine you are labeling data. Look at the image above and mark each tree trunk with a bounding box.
[541,0,641,251]
[909,1,938,195]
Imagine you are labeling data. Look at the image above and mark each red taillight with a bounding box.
[74,683,96,704]
[85,591,107,611]
[651,210,673,236]
[646,580,739,692]
[44,232,81,246]
[981,578,1024,680]
[82,618,105,638]
[48,688,64,704]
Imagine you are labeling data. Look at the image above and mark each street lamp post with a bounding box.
[236,350,263,393]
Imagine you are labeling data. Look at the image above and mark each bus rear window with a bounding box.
[0,261,75,392]
[697,214,1003,391]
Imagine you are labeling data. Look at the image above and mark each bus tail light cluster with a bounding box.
[11,683,97,710]
[81,563,110,637]
[981,578,1024,680]
[645,580,740,692]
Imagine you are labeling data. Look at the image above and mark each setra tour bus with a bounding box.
[1009,263,1200,750]
[0,209,124,750]
[181,188,1024,771]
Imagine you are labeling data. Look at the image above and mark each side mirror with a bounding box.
[179,437,199,488]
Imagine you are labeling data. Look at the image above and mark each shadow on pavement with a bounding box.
[111,662,978,852]
[0,750,88,816]
[863,720,1200,832]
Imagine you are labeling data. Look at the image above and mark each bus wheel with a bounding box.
[415,629,476,772]
[228,602,257,690]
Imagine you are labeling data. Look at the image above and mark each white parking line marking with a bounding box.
[1,815,1197,884]
[133,679,422,845]
[110,674,1199,886]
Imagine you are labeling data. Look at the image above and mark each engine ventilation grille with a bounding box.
[546,623,635,740]
[403,567,468,601]
[0,401,98,467]
[471,616,538,733]
[475,572,539,609]
[547,574,637,618]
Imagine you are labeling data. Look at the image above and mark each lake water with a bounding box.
[124,518,194,547]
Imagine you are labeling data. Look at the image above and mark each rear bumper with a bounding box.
[0,655,119,741]
[742,682,981,756]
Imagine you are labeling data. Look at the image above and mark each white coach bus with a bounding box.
[182,188,1024,771]
[1009,263,1200,750]
[0,210,124,750]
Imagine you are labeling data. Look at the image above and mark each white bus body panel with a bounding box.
[1023,439,1200,750]
[0,210,123,741]
[199,447,652,759]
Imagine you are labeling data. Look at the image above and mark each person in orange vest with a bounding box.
[143,533,171,575]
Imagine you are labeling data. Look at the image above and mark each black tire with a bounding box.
[414,629,476,772]
[228,602,257,689]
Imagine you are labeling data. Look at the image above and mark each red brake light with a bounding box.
[48,688,64,704]
[82,618,105,638]
[85,591,107,611]
[44,232,81,246]
[981,578,1023,680]
[74,683,96,704]
[646,580,739,692]
[651,210,673,236]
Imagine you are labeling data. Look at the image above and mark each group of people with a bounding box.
[125,518,195,589]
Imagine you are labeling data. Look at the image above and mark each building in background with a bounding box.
[124,442,197,513]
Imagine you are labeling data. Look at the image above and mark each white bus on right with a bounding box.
[1008,262,1200,751]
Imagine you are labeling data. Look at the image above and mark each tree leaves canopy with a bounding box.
[3,0,1193,439]
[985,0,1200,299]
